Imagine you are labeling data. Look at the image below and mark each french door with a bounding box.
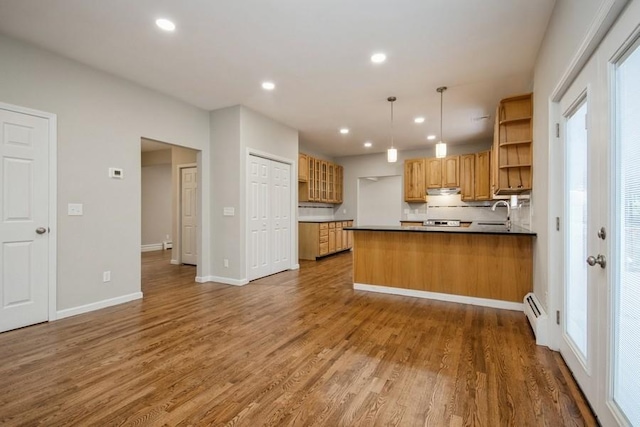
[559,4,640,425]
[559,57,603,409]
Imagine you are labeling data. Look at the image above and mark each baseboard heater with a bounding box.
[524,292,548,346]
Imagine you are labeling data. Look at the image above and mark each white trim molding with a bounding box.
[141,243,163,252]
[170,259,180,265]
[196,276,249,286]
[354,283,524,312]
[550,0,629,102]
[56,292,143,320]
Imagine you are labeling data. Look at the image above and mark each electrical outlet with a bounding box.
[224,259,229,268]
[103,271,111,282]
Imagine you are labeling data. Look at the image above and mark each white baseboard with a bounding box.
[290,264,300,270]
[56,292,143,320]
[354,283,524,311]
[170,259,180,265]
[195,275,249,286]
[141,243,163,252]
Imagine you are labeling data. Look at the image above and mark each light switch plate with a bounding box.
[68,203,83,216]
[109,167,124,179]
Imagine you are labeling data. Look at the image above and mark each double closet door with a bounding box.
[247,155,291,281]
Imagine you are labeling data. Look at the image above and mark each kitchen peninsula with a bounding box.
[346,224,536,310]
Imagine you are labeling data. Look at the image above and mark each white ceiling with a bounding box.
[0,0,556,157]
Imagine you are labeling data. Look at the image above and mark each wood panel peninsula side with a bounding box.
[346,225,536,309]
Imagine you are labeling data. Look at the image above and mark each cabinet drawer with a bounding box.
[319,228,328,237]
[328,222,336,228]
[319,223,329,230]
[319,235,329,243]
[319,242,329,255]
[336,222,343,229]
[342,221,349,227]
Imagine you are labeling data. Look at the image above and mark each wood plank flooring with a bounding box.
[0,250,596,426]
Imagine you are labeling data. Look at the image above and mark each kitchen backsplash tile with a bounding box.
[298,203,335,221]
[403,195,532,229]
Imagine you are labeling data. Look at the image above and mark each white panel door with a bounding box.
[0,107,50,332]
[247,154,292,281]
[181,167,197,265]
[271,161,290,274]
[248,155,271,280]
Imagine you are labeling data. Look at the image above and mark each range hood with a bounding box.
[427,187,461,196]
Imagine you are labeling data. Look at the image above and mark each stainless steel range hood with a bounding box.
[426,187,461,196]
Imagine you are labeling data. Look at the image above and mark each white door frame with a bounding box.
[547,0,628,351]
[0,102,57,322]
[175,162,197,265]
[245,148,298,281]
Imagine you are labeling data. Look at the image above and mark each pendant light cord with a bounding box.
[387,96,397,149]
[440,89,443,141]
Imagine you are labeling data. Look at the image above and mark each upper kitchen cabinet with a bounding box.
[426,155,459,189]
[404,158,426,202]
[460,154,475,201]
[493,93,533,195]
[460,151,491,202]
[298,153,343,203]
[474,151,491,200]
[298,153,309,182]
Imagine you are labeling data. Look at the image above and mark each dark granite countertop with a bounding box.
[344,223,536,236]
[299,219,354,223]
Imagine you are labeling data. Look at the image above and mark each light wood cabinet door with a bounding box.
[475,151,491,200]
[328,228,336,252]
[442,156,460,187]
[298,153,308,182]
[335,222,343,250]
[327,163,335,202]
[404,158,426,202]
[336,165,343,203]
[460,154,475,201]
[347,221,353,248]
[425,157,443,189]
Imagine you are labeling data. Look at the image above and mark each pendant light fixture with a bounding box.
[435,86,447,158]
[387,96,397,163]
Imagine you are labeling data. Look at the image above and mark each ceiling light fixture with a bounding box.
[427,135,436,140]
[387,96,397,163]
[155,18,176,32]
[371,53,387,64]
[364,142,372,148]
[435,86,448,158]
[414,117,425,124]
[261,81,276,90]
[340,128,349,135]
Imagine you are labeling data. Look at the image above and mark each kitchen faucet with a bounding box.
[491,200,511,231]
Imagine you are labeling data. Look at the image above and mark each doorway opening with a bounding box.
[140,138,200,274]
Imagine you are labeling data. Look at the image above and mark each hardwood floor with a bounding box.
[0,250,596,426]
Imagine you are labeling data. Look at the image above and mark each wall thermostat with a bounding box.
[109,168,124,179]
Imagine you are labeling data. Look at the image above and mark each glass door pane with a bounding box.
[614,41,640,426]
[565,100,589,361]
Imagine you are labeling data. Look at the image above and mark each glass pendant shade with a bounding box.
[387,147,398,163]
[435,141,447,158]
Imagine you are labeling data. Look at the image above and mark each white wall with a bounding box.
[531,0,609,310]
[357,176,403,226]
[141,164,172,246]
[210,105,299,282]
[335,141,491,221]
[0,34,211,311]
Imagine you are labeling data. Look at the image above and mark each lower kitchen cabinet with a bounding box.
[299,221,353,260]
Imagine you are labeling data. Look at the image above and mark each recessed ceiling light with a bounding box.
[427,135,436,140]
[155,18,176,32]
[261,81,276,90]
[364,142,372,148]
[371,53,387,64]
[414,117,425,124]
[340,128,350,135]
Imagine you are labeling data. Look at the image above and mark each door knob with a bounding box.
[586,254,606,269]
[36,227,47,235]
